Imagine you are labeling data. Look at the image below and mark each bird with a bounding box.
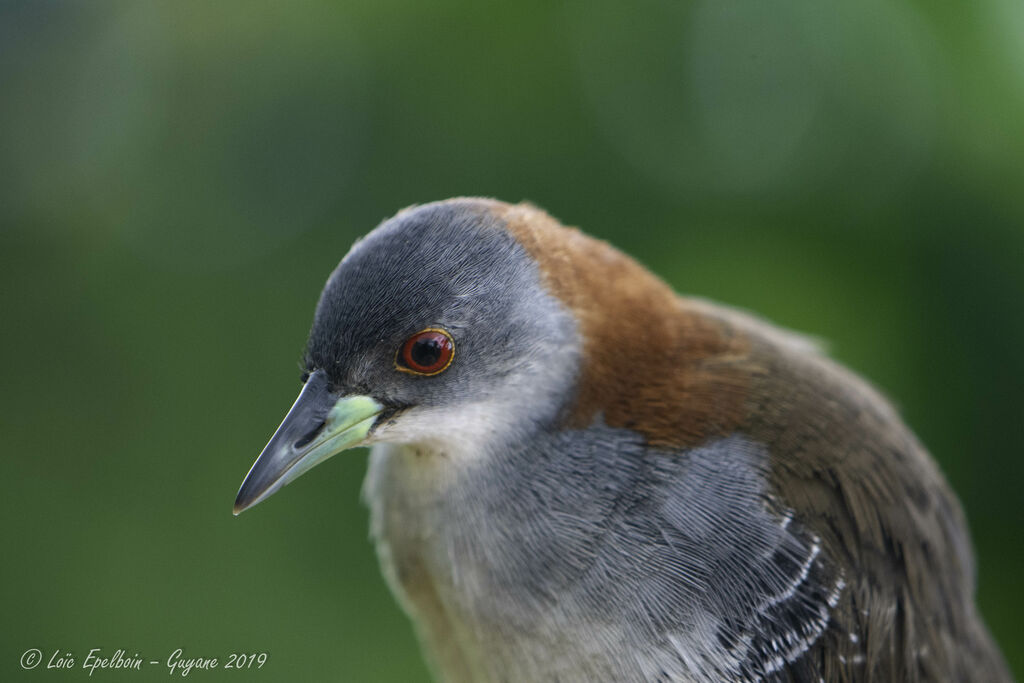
[233,198,1012,683]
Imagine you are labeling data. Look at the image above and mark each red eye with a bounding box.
[396,328,454,376]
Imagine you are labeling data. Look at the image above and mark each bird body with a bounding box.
[235,198,1011,682]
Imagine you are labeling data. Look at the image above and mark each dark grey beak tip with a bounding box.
[232,461,269,516]
[232,483,258,516]
[232,497,247,516]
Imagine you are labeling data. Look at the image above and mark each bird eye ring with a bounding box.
[396,328,454,376]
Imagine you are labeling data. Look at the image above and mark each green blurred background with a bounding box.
[3,0,1022,680]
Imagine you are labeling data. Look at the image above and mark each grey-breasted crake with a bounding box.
[234,198,1011,682]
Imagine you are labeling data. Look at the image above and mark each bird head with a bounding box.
[233,198,583,513]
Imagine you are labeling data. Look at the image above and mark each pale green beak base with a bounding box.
[233,369,383,515]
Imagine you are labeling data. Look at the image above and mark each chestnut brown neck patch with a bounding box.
[497,203,751,448]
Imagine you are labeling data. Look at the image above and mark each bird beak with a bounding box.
[233,369,383,515]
